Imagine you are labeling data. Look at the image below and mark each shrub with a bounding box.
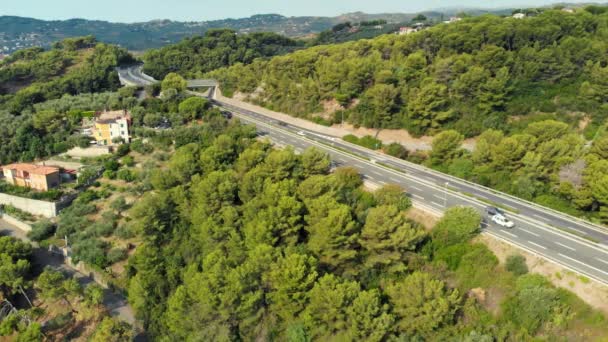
[121,156,135,167]
[28,220,56,241]
[505,254,529,276]
[117,169,136,183]
[384,143,409,159]
[343,134,383,150]
[107,248,128,264]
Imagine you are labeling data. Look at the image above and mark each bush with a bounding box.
[384,142,409,159]
[121,156,135,167]
[114,224,136,239]
[28,219,56,241]
[117,169,136,183]
[103,170,117,180]
[107,248,128,264]
[343,134,383,150]
[71,239,109,268]
[506,254,529,276]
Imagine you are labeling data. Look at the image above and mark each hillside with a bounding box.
[0,10,514,53]
[142,29,303,80]
[0,36,134,163]
[208,6,608,224]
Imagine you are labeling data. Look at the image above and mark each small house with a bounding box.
[1,163,61,191]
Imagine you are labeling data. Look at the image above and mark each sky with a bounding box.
[1,0,602,22]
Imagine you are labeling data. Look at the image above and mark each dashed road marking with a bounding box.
[431,201,443,208]
[528,241,547,250]
[555,242,576,252]
[559,253,608,276]
[390,177,401,183]
[502,231,518,239]
[410,186,423,191]
[520,228,540,237]
[433,194,444,201]
[412,194,424,200]
[596,257,608,266]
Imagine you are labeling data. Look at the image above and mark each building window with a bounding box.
[120,124,124,128]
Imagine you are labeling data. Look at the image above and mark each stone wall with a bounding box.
[0,193,57,218]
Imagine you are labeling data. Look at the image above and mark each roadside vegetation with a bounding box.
[118,119,606,340]
[207,7,608,224]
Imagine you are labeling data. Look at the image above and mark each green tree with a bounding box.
[432,206,481,247]
[302,275,360,340]
[90,317,133,342]
[373,184,412,211]
[359,205,426,274]
[407,82,454,134]
[305,195,360,273]
[265,252,318,321]
[178,97,209,121]
[430,130,464,165]
[301,147,331,178]
[162,72,187,92]
[386,271,460,336]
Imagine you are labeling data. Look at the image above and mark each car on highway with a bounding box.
[297,131,306,136]
[485,206,504,216]
[491,214,515,228]
[277,121,288,127]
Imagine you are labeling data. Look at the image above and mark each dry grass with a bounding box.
[476,234,608,315]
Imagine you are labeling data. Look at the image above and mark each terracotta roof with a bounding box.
[2,163,60,176]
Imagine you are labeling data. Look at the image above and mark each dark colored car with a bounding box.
[277,121,288,127]
[485,206,504,216]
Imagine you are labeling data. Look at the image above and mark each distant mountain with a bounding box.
[0,4,593,53]
[0,11,481,53]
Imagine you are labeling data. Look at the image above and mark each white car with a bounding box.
[297,131,306,136]
[491,214,515,228]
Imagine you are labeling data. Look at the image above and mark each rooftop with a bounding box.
[2,163,60,176]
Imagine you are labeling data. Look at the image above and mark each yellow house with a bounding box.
[2,163,61,191]
[91,111,131,146]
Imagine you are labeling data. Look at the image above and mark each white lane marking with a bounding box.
[520,228,540,237]
[371,170,383,177]
[555,242,576,252]
[431,201,443,208]
[410,186,423,191]
[528,241,547,250]
[378,181,387,185]
[501,231,518,239]
[412,194,425,200]
[238,112,608,259]
[390,177,401,183]
[595,257,608,266]
[367,176,376,180]
[558,253,608,277]
[433,194,444,201]
[533,214,545,220]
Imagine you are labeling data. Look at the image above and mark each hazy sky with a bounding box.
[1,0,602,22]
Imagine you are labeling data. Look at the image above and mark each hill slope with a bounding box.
[208,7,608,223]
[0,10,511,53]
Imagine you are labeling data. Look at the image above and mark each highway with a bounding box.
[119,66,608,285]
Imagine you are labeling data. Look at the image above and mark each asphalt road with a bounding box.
[121,66,608,285]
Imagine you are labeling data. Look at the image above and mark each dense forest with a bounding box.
[207,7,608,223]
[142,29,303,80]
[117,119,606,340]
[0,36,135,164]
